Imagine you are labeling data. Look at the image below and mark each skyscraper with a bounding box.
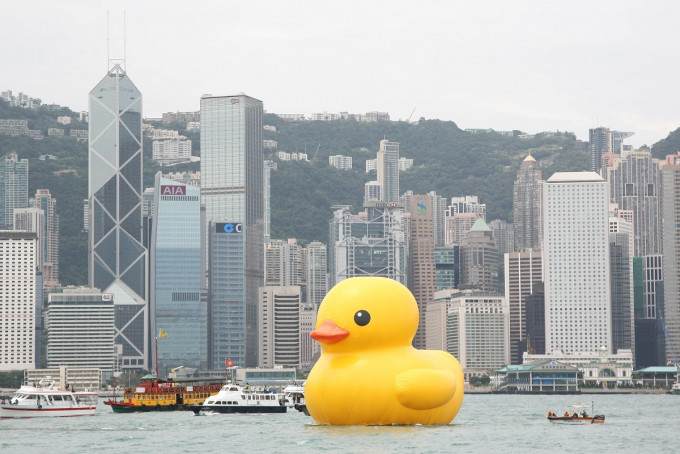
[88,64,147,370]
[201,94,264,368]
[513,155,542,252]
[0,152,29,230]
[150,175,204,375]
[543,172,610,355]
[661,160,680,365]
[505,250,542,364]
[376,139,400,203]
[306,241,328,307]
[459,218,499,292]
[604,150,662,257]
[258,286,301,367]
[589,127,613,173]
[609,216,634,357]
[407,195,436,349]
[0,230,38,370]
[329,203,406,287]
[31,189,59,287]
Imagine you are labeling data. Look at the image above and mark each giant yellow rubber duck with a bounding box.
[306,276,464,425]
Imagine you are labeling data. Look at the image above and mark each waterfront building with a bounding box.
[513,155,542,252]
[426,289,509,378]
[88,64,148,370]
[661,159,680,366]
[0,152,29,229]
[459,218,499,292]
[0,230,38,370]
[150,175,204,375]
[259,286,301,368]
[376,139,400,203]
[407,195,436,349]
[328,203,406,287]
[201,94,264,368]
[45,287,116,370]
[543,172,611,355]
[504,250,543,364]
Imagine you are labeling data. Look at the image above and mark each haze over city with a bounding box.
[3,0,680,148]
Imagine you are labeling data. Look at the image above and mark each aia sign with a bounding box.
[160,185,186,196]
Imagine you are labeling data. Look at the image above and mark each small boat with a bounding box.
[0,378,98,418]
[547,403,605,424]
[670,382,680,395]
[282,382,308,415]
[105,374,224,413]
[188,383,287,415]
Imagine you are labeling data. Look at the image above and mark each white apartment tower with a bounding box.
[376,139,400,203]
[259,286,302,367]
[543,172,611,355]
[0,231,38,370]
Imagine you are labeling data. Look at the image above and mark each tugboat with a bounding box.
[0,378,98,418]
[105,374,223,413]
[188,383,287,415]
[547,403,605,424]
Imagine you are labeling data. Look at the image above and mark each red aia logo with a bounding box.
[160,185,186,196]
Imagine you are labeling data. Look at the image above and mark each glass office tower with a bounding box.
[88,64,148,370]
[151,174,204,375]
[201,94,264,368]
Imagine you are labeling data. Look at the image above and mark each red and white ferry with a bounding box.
[0,378,98,418]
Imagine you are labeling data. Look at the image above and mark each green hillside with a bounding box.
[0,99,603,284]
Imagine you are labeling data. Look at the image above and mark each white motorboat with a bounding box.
[282,382,308,415]
[0,378,98,418]
[188,383,286,415]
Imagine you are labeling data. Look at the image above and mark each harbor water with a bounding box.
[1,393,678,453]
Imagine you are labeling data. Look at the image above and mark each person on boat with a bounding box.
[573,412,578,418]
[564,411,569,417]
[581,411,587,417]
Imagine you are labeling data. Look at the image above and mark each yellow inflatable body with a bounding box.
[306,277,464,425]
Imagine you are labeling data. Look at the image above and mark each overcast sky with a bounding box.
[3,1,679,147]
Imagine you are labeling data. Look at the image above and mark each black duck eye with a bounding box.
[354,310,371,326]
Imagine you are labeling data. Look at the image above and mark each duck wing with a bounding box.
[395,369,457,410]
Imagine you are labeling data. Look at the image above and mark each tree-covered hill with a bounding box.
[1,99,652,284]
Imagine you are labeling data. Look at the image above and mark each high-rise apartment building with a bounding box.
[459,219,499,292]
[0,152,29,229]
[489,219,514,260]
[201,94,264,367]
[263,160,277,239]
[445,212,478,245]
[265,238,303,287]
[150,175,204,375]
[543,172,611,355]
[605,150,662,257]
[376,139,400,203]
[447,196,486,219]
[13,207,44,275]
[0,230,38,370]
[364,181,381,202]
[45,287,116,370]
[513,155,542,252]
[88,64,147,370]
[259,286,301,367]
[504,250,542,364]
[407,195,436,349]
[329,203,406,287]
[31,189,59,287]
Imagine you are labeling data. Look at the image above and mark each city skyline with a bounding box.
[2,1,680,148]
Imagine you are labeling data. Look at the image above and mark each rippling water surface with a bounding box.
[1,394,677,453]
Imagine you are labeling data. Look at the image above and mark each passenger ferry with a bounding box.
[188,383,286,415]
[0,378,98,418]
[105,374,223,413]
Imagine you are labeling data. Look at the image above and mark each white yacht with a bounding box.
[0,378,98,418]
[188,383,286,415]
[282,382,308,415]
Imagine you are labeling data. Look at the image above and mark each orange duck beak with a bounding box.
[310,319,350,344]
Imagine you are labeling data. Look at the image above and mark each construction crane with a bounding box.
[314,143,320,160]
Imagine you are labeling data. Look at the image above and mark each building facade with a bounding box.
[0,231,38,370]
[88,64,147,370]
[459,218,499,292]
[45,287,116,370]
[259,286,301,368]
[31,189,59,287]
[0,152,29,230]
[150,175,204,375]
[513,155,542,252]
[543,172,611,355]
[376,139,400,203]
[306,241,328,307]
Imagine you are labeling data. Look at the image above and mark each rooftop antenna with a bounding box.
[106,11,127,72]
[106,11,109,71]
